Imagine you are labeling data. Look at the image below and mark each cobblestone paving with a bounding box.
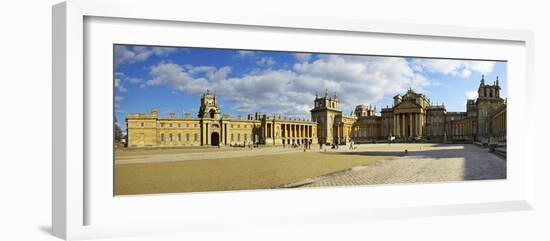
[285,144,506,187]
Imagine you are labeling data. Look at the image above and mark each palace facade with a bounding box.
[126,89,318,147]
[125,75,506,147]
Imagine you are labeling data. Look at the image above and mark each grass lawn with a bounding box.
[115,150,397,195]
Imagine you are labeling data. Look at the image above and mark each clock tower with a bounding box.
[198,89,221,119]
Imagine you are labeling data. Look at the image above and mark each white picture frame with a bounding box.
[52,0,535,240]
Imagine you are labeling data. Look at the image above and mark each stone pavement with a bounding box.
[283,144,506,187]
[115,146,316,164]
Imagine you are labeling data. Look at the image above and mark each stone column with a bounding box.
[340,125,343,143]
[266,122,269,144]
[415,113,419,136]
[394,115,398,137]
[402,114,405,137]
[404,114,407,137]
[419,113,423,137]
[286,124,292,139]
[392,114,397,136]
[396,114,400,137]
[409,114,413,137]
[399,114,403,137]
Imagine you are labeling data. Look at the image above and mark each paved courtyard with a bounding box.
[283,143,506,188]
[115,143,506,195]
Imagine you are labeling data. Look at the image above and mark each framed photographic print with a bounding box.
[53,0,535,240]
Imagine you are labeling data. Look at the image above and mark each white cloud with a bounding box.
[115,72,143,93]
[114,45,178,64]
[411,59,495,78]
[463,61,496,74]
[465,90,478,100]
[293,53,312,62]
[255,57,275,67]
[114,95,124,113]
[114,78,127,92]
[146,63,211,95]
[144,55,435,117]
[292,55,431,111]
[235,50,255,58]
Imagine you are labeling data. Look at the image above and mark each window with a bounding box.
[178,133,181,141]
[169,123,173,128]
[244,134,247,141]
[186,133,190,141]
[237,134,241,142]
[140,122,144,127]
[186,123,190,128]
[237,124,240,128]
[160,133,164,142]
[244,125,247,128]
[178,123,181,128]
[231,134,234,141]
[194,133,198,141]
[194,124,198,127]
[161,123,165,128]
[169,133,173,142]
[231,124,234,128]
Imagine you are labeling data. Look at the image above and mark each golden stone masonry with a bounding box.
[126,75,506,147]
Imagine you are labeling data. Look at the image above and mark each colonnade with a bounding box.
[393,112,423,138]
[279,123,313,144]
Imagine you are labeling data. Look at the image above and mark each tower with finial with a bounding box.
[475,74,505,138]
[311,88,342,145]
[478,75,501,99]
[198,89,221,119]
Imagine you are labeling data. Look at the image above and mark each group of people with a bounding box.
[323,138,356,150]
[283,140,313,150]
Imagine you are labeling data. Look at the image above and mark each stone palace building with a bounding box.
[125,75,506,147]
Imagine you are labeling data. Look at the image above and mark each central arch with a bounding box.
[211,132,220,146]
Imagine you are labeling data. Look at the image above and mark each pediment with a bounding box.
[394,101,421,110]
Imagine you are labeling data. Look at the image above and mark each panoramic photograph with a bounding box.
[113,44,507,196]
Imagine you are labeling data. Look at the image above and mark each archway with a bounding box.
[211,132,220,146]
[209,109,215,118]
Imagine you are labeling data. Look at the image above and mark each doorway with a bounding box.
[211,132,220,146]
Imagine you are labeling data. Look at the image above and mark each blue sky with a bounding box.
[114,44,507,132]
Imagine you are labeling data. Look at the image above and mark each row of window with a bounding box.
[230,133,249,142]
[230,124,249,129]
[160,133,198,143]
[159,133,254,143]
[141,122,252,129]
[140,122,200,128]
